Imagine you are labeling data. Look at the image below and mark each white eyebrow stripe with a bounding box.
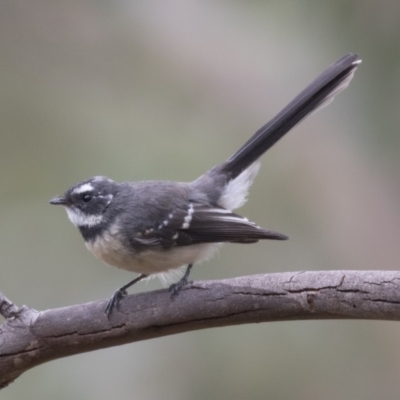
[72,183,94,195]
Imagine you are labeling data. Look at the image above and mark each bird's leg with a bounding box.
[105,274,147,318]
[169,264,193,298]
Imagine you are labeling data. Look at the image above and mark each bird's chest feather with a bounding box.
[85,231,132,271]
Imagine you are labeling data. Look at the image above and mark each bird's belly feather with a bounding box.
[85,233,221,274]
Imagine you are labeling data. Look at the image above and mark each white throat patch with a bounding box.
[65,207,104,227]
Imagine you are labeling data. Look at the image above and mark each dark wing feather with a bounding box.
[132,203,287,249]
[175,205,287,245]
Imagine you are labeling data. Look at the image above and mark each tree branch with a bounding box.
[1,270,400,389]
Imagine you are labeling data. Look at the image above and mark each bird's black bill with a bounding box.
[50,196,68,206]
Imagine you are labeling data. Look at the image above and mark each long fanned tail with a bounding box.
[221,53,361,180]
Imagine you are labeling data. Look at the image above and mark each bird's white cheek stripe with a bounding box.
[65,207,103,227]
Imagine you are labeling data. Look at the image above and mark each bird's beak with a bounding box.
[50,196,68,206]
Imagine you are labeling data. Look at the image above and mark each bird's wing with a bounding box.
[132,202,287,249]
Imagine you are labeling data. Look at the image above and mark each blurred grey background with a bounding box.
[1,1,400,399]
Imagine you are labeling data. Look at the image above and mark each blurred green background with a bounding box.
[1,1,400,399]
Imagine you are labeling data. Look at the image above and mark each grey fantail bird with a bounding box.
[50,53,361,317]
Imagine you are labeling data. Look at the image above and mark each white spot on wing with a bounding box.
[182,203,194,229]
[182,219,191,229]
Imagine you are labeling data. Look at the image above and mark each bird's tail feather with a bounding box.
[221,53,361,180]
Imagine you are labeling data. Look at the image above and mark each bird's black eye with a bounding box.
[82,193,92,202]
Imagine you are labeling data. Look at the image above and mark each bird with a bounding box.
[50,53,361,317]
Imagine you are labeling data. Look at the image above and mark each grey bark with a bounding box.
[1,270,400,389]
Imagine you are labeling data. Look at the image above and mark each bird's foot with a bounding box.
[105,288,127,318]
[169,277,192,299]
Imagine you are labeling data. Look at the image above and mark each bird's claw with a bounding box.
[169,278,192,299]
[105,288,127,318]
